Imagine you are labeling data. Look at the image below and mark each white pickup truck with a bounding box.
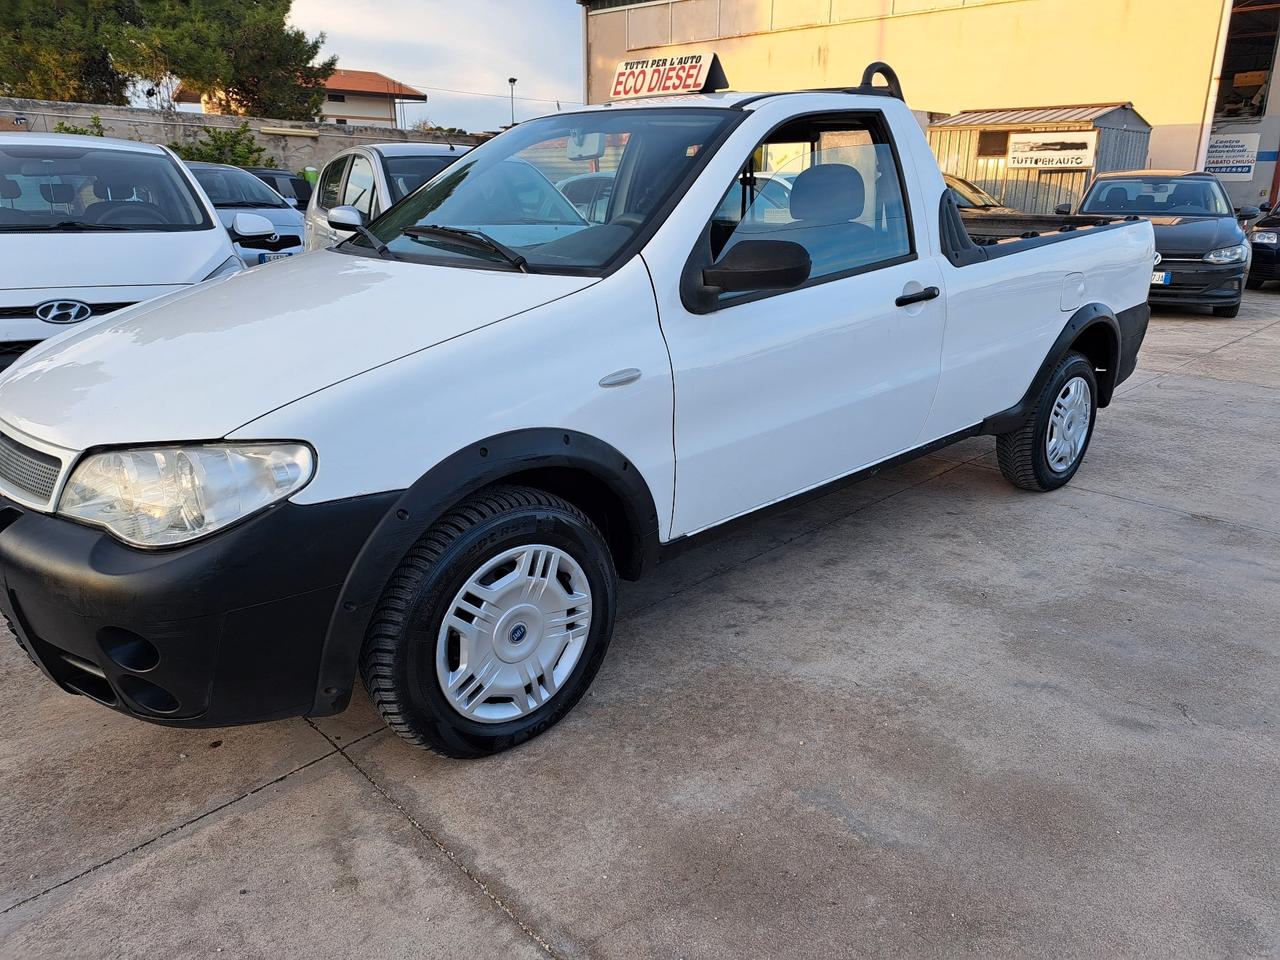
[0,65,1153,757]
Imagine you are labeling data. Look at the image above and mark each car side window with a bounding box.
[343,155,377,216]
[317,157,350,211]
[708,113,914,300]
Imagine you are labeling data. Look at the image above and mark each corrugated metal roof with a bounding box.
[932,104,1134,127]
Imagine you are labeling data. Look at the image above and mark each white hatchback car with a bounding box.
[0,133,274,367]
[304,142,469,250]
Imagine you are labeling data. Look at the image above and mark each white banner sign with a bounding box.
[610,52,719,100]
[1205,133,1260,181]
[1007,131,1098,170]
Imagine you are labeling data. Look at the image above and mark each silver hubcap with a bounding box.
[1046,376,1092,473]
[436,545,592,724]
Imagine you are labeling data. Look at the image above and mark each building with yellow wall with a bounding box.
[578,0,1280,207]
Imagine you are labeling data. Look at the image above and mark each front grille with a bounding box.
[237,234,301,252]
[0,302,135,320]
[0,341,38,372]
[0,430,61,501]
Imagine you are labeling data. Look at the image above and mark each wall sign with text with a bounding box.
[1006,131,1098,170]
[1205,133,1261,182]
[610,52,728,100]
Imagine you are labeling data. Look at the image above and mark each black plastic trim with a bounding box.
[661,424,980,563]
[979,303,1148,435]
[312,428,662,715]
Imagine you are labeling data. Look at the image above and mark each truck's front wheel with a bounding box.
[360,485,617,758]
[996,351,1097,491]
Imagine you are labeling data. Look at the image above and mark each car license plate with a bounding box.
[259,252,293,264]
[1151,270,1171,285]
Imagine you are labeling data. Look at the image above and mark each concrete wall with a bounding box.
[584,0,1232,170]
[0,97,484,172]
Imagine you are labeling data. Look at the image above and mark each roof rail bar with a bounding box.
[851,62,904,100]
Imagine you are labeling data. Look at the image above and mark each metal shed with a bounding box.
[927,104,1151,214]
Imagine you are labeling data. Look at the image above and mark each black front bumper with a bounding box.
[1248,242,1280,281]
[0,492,396,727]
[1149,260,1245,307]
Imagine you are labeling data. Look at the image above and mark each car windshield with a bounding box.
[947,175,1003,208]
[355,108,736,273]
[0,144,211,231]
[1081,176,1233,217]
[383,155,457,202]
[190,164,289,208]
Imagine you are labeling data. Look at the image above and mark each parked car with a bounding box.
[1245,203,1280,289]
[1069,170,1255,318]
[243,166,313,210]
[0,133,274,370]
[944,173,1020,215]
[0,66,1153,758]
[185,161,305,268]
[305,143,469,250]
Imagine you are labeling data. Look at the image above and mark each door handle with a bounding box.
[895,286,941,308]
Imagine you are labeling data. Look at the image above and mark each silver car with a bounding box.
[186,162,306,267]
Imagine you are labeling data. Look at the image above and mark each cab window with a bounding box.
[708,113,914,299]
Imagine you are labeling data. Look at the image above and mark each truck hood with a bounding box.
[0,250,596,451]
[0,229,231,290]
[1149,215,1245,259]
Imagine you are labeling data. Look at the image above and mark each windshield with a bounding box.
[355,108,736,273]
[1081,176,1233,217]
[190,164,289,208]
[383,155,457,203]
[946,175,1003,209]
[0,144,212,231]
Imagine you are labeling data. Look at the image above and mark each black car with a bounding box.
[243,166,313,210]
[1245,206,1280,289]
[1070,170,1256,318]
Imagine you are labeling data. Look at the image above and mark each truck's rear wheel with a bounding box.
[996,351,1097,492]
[360,485,617,758]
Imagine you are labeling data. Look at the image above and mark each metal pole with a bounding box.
[508,77,517,126]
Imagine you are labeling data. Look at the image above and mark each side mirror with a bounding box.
[703,240,811,294]
[1261,201,1273,213]
[1237,205,1261,221]
[327,205,364,231]
[1054,202,1072,215]
[230,212,275,239]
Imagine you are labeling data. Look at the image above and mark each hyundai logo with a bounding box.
[509,623,528,644]
[34,299,93,324]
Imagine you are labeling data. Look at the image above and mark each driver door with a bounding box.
[656,111,946,536]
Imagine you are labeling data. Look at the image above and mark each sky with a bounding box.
[288,0,586,133]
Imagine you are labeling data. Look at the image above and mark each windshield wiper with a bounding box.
[401,225,531,273]
[0,220,132,232]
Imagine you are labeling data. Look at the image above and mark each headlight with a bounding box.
[58,443,314,547]
[203,255,244,281]
[1251,231,1278,245]
[1204,243,1249,264]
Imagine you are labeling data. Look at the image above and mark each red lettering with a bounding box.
[612,73,626,98]
[647,68,663,93]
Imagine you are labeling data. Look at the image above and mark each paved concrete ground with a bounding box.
[2,296,1278,959]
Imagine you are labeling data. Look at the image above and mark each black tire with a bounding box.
[1213,301,1242,318]
[996,351,1098,492]
[360,485,617,758]
[1246,276,1265,291]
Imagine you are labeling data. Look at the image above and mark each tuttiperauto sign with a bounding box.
[1007,131,1098,170]
[610,52,725,100]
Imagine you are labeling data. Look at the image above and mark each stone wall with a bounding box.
[0,97,486,172]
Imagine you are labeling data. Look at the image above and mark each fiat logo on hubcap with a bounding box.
[510,623,528,644]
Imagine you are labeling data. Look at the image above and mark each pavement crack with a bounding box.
[0,747,339,917]
[310,720,561,959]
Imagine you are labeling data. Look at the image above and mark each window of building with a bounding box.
[328,93,346,103]
[976,130,1010,158]
[335,118,348,125]
[1215,4,1279,119]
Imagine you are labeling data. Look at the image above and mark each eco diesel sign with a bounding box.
[1006,131,1098,170]
[1205,133,1260,182]
[610,52,726,100]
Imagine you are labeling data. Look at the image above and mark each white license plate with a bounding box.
[259,252,293,263]
[1151,271,1171,285]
